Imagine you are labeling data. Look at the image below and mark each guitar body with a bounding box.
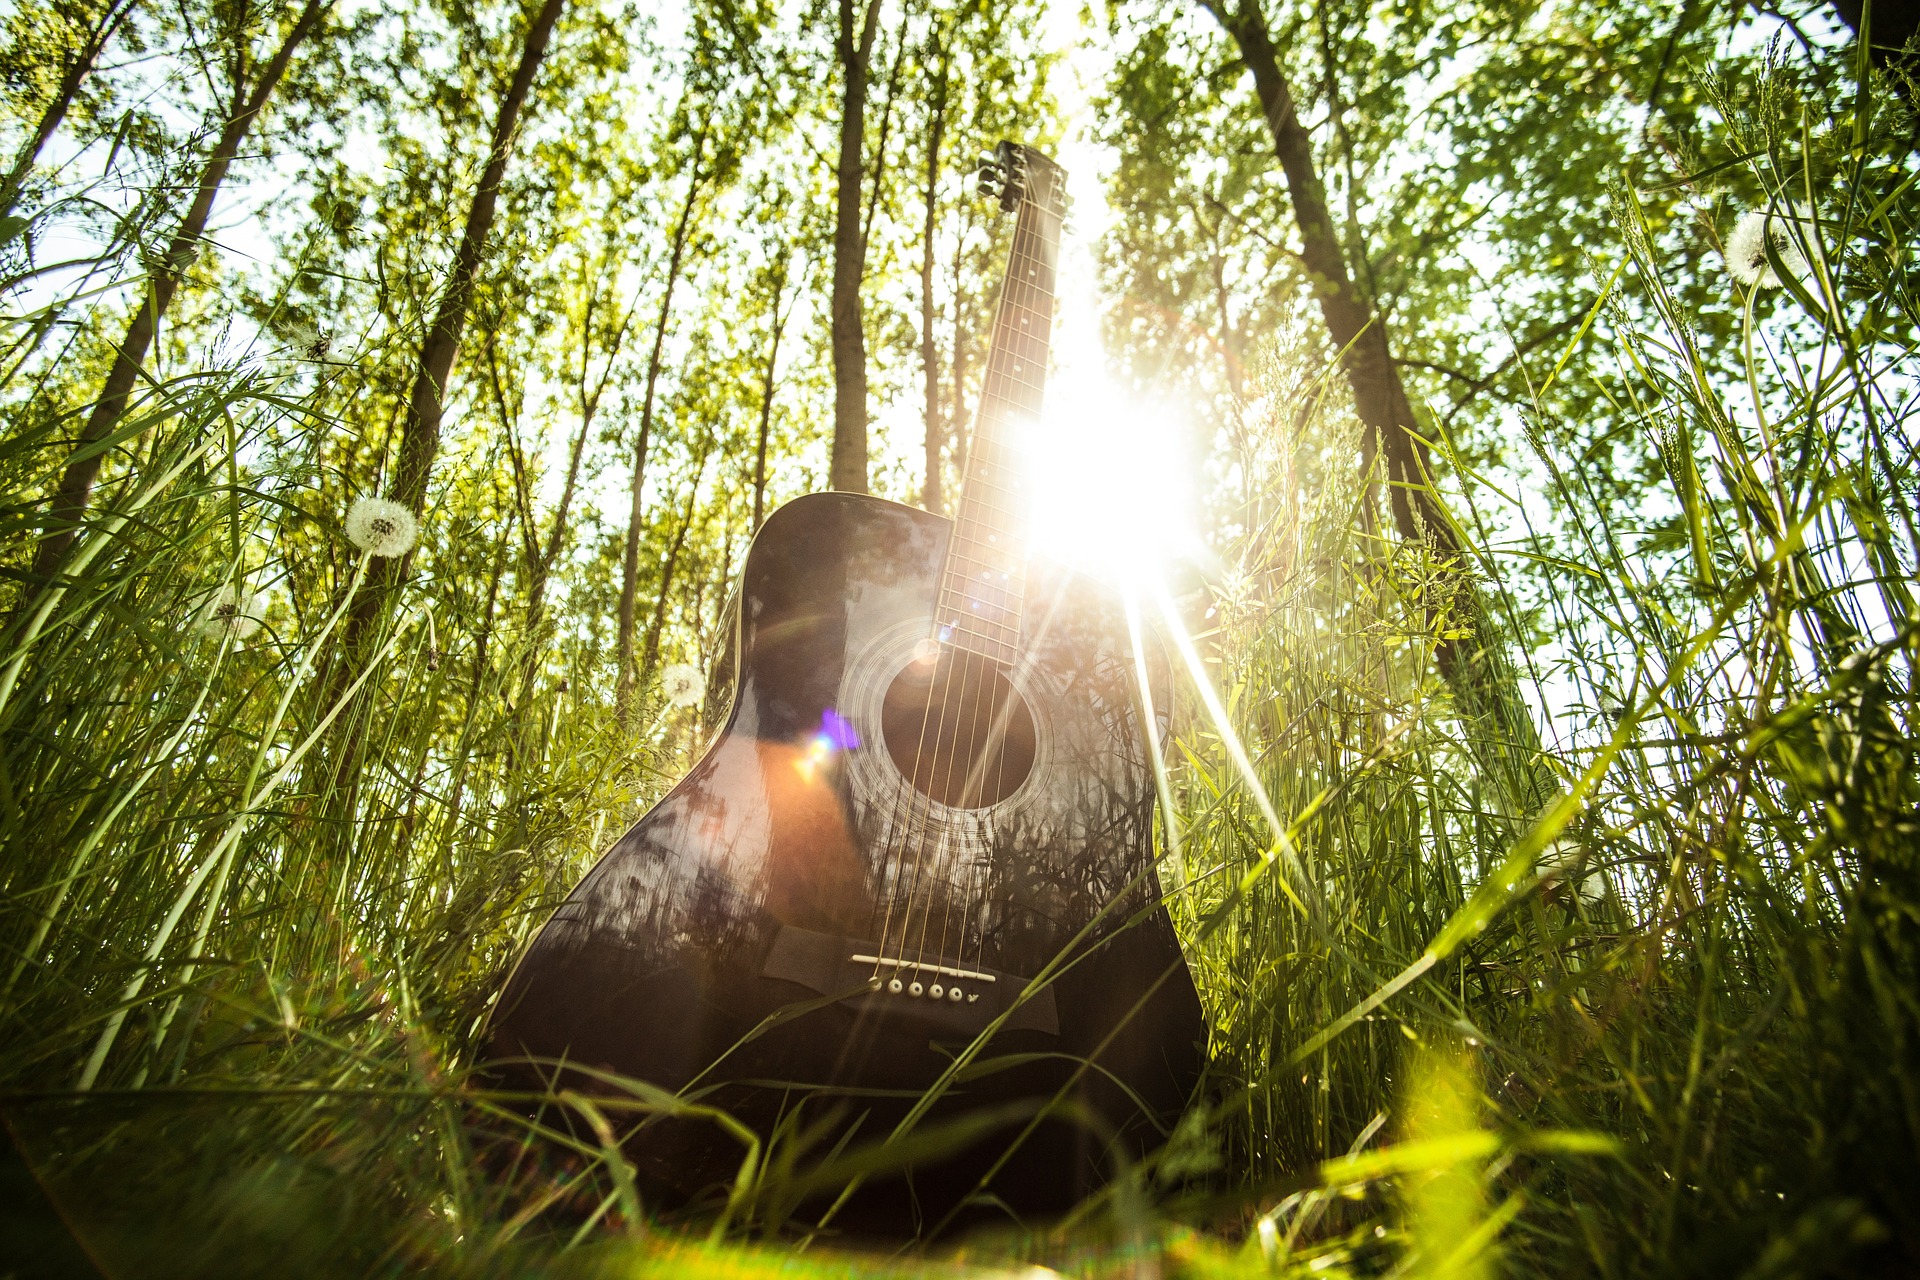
[484,490,1206,1226]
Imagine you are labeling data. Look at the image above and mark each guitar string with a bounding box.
[932,158,1062,983]
[896,648,968,968]
[866,408,1011,972]
[962,574,1073,979]
[886,165,1038,980]
[933,161,1058,983]
[934,641,1008,977]
[922,160,1060,988]
[870,373,1035,974]
[863,624,945,983]
[873,151,1062,999]
[894,156,1045,985]
[909,164,1050,983]
[914,644,985,978]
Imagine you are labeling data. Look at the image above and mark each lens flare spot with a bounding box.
[794,709,860,781]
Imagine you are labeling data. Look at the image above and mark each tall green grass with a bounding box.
[1,52,1917,1280]
[1151,58,1920,1275]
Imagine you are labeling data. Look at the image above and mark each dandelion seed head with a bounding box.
[198,585,262,641]
[661,663,704,707]
[1725,205,1811,289]
[345,496,418,557]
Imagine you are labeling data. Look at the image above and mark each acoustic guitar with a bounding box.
[483,141,1205,1229]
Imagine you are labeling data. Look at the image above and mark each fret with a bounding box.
[949,516,1018,543]
[981,355,1049,387]
[934,605,1022,637]
[952,505,1021,536]
[982,374,1046,406]
[941,562,1021,594]
[962,461,1022,492]
[944,543,1021,575]
[938,581,1021,618]
[940,144,1063,667]
[953,480,1022,511]
[937,569,1022,605]
[934,606,1021,639]
[938,552,1024,593]
[943,538,1021,564]
[938,630,1019,665]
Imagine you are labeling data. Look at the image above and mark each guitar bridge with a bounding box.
[760,924,1058,1036]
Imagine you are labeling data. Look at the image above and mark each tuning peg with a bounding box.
[975,161,1002,199]
[988,142,1025,212]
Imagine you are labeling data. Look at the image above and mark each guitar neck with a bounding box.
[935,145,1066,665]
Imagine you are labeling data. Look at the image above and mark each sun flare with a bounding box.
[1019,249,1199,595]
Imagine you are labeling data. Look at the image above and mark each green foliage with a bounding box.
[0,0,1916,1275]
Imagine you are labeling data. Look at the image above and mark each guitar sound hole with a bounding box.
[881,649,1036,809]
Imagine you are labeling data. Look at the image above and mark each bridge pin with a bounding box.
[888,978,904,994]
[929,983,944,998]
[948,987,964,1002]
[908,981,924,997]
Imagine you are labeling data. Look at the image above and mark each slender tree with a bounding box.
[0,0,139,219]
[322,0,569,786]
[828,0,883,492]
[616,121,709,717]
[918,20,951,514]
[384,0,568,522]
[1197,0,1554,810]
[28,0,332,584]
[752,251,798,531]
[641,442,713,686]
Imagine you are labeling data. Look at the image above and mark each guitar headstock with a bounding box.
[976,140,1069,221]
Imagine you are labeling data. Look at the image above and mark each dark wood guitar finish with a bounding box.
[482,144,1205,1228]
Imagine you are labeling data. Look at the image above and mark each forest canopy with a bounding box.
[1,0,1917,1274]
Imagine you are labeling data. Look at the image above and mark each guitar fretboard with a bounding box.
[935,148,1064,666]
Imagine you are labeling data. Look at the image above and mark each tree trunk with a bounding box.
[386,0,567,520]
[321,0,566,788]
[525,284,632,639]
[640,445,712,687]
[1200,0,1556,815]
[947,200,971,484]
[829,0,883,493]
[0,0,138,219]
[28,0,331,584]
[616,128,708,718]
[861,30,907,254]
[919,31,949,514]
[752,255,794,532]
